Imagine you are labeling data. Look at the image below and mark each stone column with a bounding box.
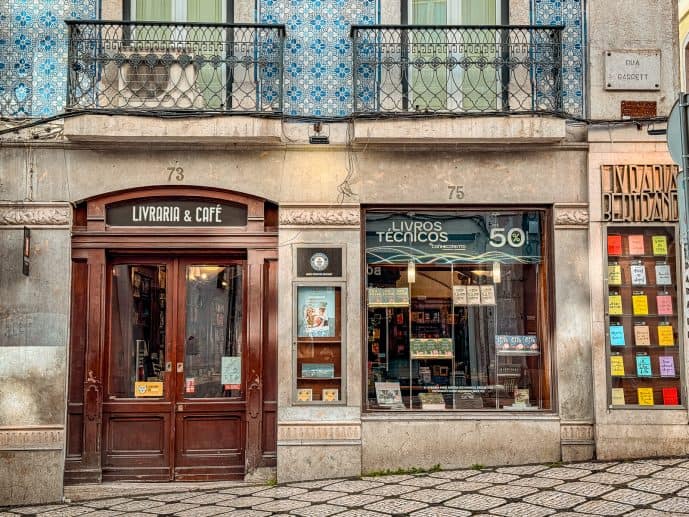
[553,203,595,461]
[0,202,72,505]
[276,204,363,481]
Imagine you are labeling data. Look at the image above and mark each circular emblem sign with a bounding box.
[310,252,329,272]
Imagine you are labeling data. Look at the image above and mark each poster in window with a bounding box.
[375,381,403,407]
[297,286,336,338]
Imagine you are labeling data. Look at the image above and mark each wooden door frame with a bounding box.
[65,186,278,483]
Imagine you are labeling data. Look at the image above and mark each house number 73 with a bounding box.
[167,167,184,181]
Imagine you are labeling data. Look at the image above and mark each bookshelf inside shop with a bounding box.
[294,285,344,403]
[606,227,683,408]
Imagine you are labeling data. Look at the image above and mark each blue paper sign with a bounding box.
[610,325,625,346]
[636,355,652,377]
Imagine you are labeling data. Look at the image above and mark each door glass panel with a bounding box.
[109,265,168,398]
[184,265,243,398]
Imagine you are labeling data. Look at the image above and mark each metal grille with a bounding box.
[66,21,285,113]
[351,25,564,115]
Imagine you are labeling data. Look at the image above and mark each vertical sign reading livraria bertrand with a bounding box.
[602,164,679,222]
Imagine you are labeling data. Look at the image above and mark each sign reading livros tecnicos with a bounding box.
[106,199,248,227]
[604,50,661,90]
[601,164,679,222]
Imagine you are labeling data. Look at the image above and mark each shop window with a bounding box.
[293,284,345,404]
[605,227,683,407]
[365,210,551,411]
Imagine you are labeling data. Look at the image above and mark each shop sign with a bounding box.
[106,199,247,227]
[365,212,542,265]
[134,381,163,397]
[601,164,679,222]
[605,50,660,90]
[296,247,343,277]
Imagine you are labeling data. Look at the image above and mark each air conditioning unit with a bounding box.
[116,48,204,109]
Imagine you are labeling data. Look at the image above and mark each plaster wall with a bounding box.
[588,127,689,459]
[0,142,587,207]
[361,417,561,472]
[587,0,679,119]
[0,228,71,505]
[276,226,362,480]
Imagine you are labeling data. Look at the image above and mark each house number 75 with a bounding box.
[167,167,184,181]
[448,185,465,200]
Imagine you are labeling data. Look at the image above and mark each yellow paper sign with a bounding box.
[610,355,625,376]
[608,295,623,315]
[637,387,654,406]
[608,265,622,286]
[134,381,163,397]
[632,295,649,315]
[658,325,674,346]
[611,388,625,405]
[652,236,668,256]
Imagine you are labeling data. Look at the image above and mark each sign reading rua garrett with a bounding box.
[602,164,679,222]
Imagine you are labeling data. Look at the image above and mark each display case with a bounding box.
[605,226,684,408]
[293,284,345,403]
[366,262,548,411]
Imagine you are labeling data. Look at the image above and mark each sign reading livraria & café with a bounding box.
[601,164,679,223]
[106,198,248,227]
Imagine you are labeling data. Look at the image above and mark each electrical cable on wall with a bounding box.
[0,108,672,139]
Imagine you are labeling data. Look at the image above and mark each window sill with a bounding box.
[361,411,559,421]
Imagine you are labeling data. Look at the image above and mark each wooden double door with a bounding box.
[100,254,270,480]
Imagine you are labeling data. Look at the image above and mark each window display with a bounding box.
[605,227,683,407]
[365,210,551,411]
[294,285,344,403]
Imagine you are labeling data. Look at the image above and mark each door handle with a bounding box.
[165,362,172,372]
[176,362,184,373]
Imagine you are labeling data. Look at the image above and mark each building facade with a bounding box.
[0,0,683,506]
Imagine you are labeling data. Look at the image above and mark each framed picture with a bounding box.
[322,388,339,402]
[297,286,336,338]
[375,381,403,406]
[296,388,312,402]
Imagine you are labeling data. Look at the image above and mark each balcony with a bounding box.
[66,21,285,114]
[349,25,567,144]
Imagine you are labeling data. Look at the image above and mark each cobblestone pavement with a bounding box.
[6,458,689,515]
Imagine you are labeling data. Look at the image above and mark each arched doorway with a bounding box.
[65,187,278,482]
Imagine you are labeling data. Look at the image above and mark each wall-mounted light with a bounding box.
[492,262,501,283]
[309,122,330,144]
[407,260,416,283]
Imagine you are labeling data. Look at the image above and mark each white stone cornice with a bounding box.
[0,426,64,450]
[554,203,589,229]
[0,202,72,227]
[279,205,360,227]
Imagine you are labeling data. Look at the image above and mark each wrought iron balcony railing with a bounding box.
[351,25,564,116]
[66,21,285,113]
